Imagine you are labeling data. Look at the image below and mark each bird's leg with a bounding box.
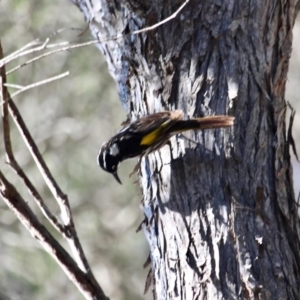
[178,133,198,145]
[129,156,142,177]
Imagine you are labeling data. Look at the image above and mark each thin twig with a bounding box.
[8,71,69,99]
[2,28,81,68]
[0,43,65,235]
[1,40,70,69]
[0,41,49,67]
[5,0,189,76]
[7,86,93,274]
[5,40,97,75]
[1,40,105,298]
[4,83,24,89]
[0,171,108,300]
[1,42,91,276]
[2,40,42,63]
[5,41,71,74]
[132,0,189,34]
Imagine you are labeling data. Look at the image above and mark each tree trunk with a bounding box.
[72,0,300,299]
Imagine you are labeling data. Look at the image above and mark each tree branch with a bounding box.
[0,43,66,235]
[9,71,69,99]
[132,0,189,34]
[1,40,89,273]
[0,40,108,299]
[0,171,109,300]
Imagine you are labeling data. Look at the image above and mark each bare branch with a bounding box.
[4,83,24,89]
[2,40,42,63]
[0,40,96,283]
[0,171,109,300]
[0,43,66,234]
[132,0,190,34]
[9,71,69,99]
[0,40,107,298]
[6,97,94,271]
[4,1,190,76]
[1,41,49,67]
[5,41,71,74]
[1,28,81,69]
[5,40,97,74]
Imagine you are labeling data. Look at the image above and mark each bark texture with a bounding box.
[72,0,300,299]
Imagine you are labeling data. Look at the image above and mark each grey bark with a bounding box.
[72,0,300,299]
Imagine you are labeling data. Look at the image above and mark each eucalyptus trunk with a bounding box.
[72,0,300,299]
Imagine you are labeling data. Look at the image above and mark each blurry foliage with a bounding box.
[0,1,149,300]
[0,1,299,300]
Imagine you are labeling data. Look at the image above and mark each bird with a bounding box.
[98,110,234,184]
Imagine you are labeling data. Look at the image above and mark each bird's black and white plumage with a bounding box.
[98,110,234,184]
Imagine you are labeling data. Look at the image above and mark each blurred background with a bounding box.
[0,1,299,300]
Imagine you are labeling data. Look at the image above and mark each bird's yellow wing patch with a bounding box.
[140,120,170,146]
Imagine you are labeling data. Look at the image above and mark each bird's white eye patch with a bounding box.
[109,143,119,156]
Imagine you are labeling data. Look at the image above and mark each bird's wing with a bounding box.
[119,110,184,134]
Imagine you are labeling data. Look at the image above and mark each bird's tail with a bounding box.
[170,116,234,133]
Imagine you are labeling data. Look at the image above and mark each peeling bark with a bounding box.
[72,0,300,299]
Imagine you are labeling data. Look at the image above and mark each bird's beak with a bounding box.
[113,171,122,184]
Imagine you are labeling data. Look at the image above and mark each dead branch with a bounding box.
[0,171,108,300]
[0,40,108,300]
[132,0,189,34]
[0,44,65,235]
[9,71,69,99]
[4,2,190,76]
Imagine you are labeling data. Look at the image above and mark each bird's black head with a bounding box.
[98,142,122,184]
